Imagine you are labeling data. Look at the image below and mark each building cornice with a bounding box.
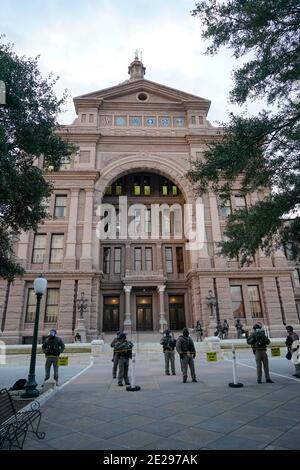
[186,267,294,280]
[44,170,100,181]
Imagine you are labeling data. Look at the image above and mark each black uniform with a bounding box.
[114,334,133,386]
[176,328,197,383]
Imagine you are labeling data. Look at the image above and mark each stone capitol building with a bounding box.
[1,55,299,344]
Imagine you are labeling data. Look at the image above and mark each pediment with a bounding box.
[74,79,211,113]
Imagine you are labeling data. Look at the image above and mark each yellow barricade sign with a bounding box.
[58,356,69,366]
[271,347,281,357]
[206,352,218,362]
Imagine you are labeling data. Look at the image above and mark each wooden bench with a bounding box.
[0,388,45,450]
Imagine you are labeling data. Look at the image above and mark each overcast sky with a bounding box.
[2,0,261,125]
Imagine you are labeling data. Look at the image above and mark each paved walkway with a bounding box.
[23,350,300,450]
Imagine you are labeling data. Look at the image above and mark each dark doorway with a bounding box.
[136,296,153,331]
[103,297,119,331]
[169,295,185,330]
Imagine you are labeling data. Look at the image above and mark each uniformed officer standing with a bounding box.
[247,324,274,384]
[222,320,229,339]
[110,331,121,379]
[235,319,243,339]
[195,321,204,342]
[160,330,176,375]
[113,333,133,386]
[176,328,197,383]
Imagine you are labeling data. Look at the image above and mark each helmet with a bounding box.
[182,327,189,337]
[286,325,293,332]
[118,333,126,340]
[164,330,170,337]
[253,323,262,331]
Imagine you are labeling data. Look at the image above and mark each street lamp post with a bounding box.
[206,289,217,318]
[77,292,88,319]
[22,275,47,398]
[75,292,88,343]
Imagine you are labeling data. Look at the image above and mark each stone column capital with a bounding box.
[85,189,94,196]
[70,188,80,195]
[157,285,166,293]
[124,285,132,293]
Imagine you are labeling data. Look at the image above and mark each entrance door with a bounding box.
[103,297,119,331]
[169,295,185,330]
[136,296,153,331]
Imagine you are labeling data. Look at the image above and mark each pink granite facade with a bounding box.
[0,56,299,343]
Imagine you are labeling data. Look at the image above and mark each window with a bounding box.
[230,286,245,318]
[115,179,123,196]
[81,114,86,122]
[50,234,64,263]
[176,247,184,273]
[25,289,36,323]
[145,247,153,271]
[161,178,179,196]
[248,285,263,318]
[116,209,120,235]
[145,209,151,234]
[162,179,168,196]
[133,176,141,196]
[114,247,121,274]
[54,195,67,218]
[172,185,178,196]
[143,176,151,196]
[45,288,60,322]
[134,247,142,271]
[89,114,94,123]
[235,195,246,210]
[191,116,196,124]
[60,155,70,170]
[293,268,300,288]
[165,247,173,273]
[162,209,170,236]
[103,247,111,274]
[219,197,232,218]
[32,234,46,264]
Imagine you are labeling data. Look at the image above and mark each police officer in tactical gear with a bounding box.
[222,320,229,339]
[235,319,243,339]
[215,321,223,339]
[160,330,176,375]
[176,328,197,383]
[247,324,274,384]
[42,329,65,386]
[195,321,204,342]
[113,333,133,386]
[111,331,121,379]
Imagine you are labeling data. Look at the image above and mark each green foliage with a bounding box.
[190,0,300,264]
[0,40,73,279]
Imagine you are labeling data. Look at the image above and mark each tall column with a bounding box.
[278,275,299,326]
[64,189,79,269]
[123,285,132,331]
[261,277,285,336]
[81,189,94,270]
[208,193,226,268]
[251,192,273,267]
[157,285,167,331]
[199,277,215,335]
